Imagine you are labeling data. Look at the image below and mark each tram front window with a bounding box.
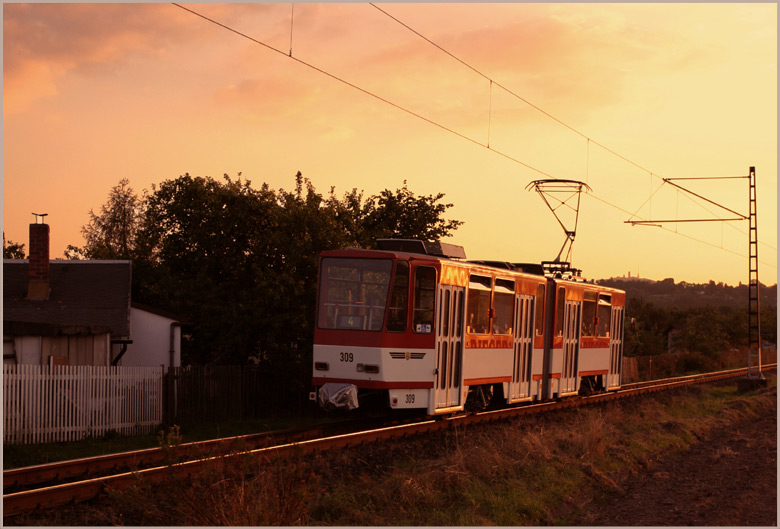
[318,258,393,331]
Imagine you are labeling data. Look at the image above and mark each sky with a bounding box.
[3,2,777,286]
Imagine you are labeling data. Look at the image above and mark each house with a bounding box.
[3,222,182,368]
[124,302,183,368]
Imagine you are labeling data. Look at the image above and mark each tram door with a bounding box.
[434,285,464,409]
[607,305,625,388]
[510,294,535,401]
[560,300,582,395]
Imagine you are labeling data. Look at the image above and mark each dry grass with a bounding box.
[9,375,775,526]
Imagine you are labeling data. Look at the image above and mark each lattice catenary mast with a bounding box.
[745,167,764,381]
[626,166,765,385]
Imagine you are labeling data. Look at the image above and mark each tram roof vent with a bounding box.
[469,260,514,270]
[375,239,466,260]
[512,263,546,276]
[425,240,466,260]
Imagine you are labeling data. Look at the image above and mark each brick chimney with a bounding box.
[27,222,50,300]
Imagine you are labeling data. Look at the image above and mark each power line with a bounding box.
[369,3,665,185]
[172,3,775,269]
[368,4,777,264]
[665,181,777,252]
[665,178,777,251]
[588,192,776,269]
[663,178,747,220]
[171,3,556,180]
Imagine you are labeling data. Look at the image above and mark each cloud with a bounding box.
[3,59,60,117]
[4,4,178,71]
[213,76,325,122]
[3,3,210,115]
[348,4,721,124]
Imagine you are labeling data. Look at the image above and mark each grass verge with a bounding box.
[6,374,776,526]
[2,413,330,469]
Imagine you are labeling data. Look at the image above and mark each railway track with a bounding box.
[3,424,321,491]
[2,414,414,493]
[3,365,775,518]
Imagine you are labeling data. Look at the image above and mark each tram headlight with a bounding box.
[356,363,379,373]
[314,362,329,371]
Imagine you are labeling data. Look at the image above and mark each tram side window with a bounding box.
[386,261,409,332]
[467,275,492,334]
[597,294,612,337]
[413,266,436,333]
[493,279,515,335]
[534,283,545,336]
[582,291,597,337]
[555,287,565,337]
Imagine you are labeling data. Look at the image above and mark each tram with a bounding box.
[311,239,625,415]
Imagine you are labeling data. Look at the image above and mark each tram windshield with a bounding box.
[318,258,393,331]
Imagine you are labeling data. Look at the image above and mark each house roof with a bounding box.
[3,259,131,338]
[131,301,187,323]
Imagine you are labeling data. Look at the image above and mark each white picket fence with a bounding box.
[3,365,164,445]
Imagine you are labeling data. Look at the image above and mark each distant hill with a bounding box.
[596,277,777,310]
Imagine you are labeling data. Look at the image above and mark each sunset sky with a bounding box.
[3,2,777,286]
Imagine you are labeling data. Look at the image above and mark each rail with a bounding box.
[3,365,775,518]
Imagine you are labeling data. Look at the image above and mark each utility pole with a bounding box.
[741,166,767,388]
[625,166,767,387]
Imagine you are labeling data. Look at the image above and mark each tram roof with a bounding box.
[319,240,624,295]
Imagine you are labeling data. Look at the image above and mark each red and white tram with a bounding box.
[311,239,625,414]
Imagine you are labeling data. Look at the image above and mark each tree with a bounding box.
[623,297,670,357]
[362,181,464,244]
[3,233,25,259]
[134,173,282,365]
[131,172,463,372]
[673,306,730,357]
[65,178,144,260]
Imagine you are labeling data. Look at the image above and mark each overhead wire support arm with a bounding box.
[661,177,748,220]
[628,217,747,225]
[175,3,771,270]
[663,176,749,181]
[624,173,750,226]
[622,166,766,383]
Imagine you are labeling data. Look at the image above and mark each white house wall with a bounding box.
[120,307,181,368]
[3,335,111,366]
[20,337,42,364]
[3,337,42,365]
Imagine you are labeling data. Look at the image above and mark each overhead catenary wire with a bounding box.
[171,2,556,179]
[585,139,590,185]
[655,178,777,252]
[289,3,294,57]
[368,2,666,185]
[665,177,777,251]
[172,3,776,269]
[588,193,774,267]
[662,178,747,220]
[369,3,777,260]
[628,175,665,222]
[487,80,493,149]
